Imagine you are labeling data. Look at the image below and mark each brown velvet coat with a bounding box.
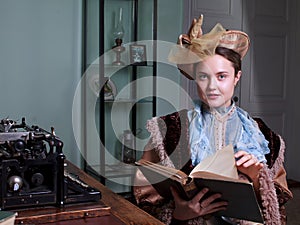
[134,110,293,225]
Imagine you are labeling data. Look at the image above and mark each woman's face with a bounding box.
[195,54,241,108]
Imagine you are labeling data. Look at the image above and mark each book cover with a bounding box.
[136,145,264,223]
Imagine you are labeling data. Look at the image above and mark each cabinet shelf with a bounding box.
[88,163,136,179]
[83,0,157,194]
[104,98,154,103]
[105,64,154,68]
[87,64,154,80]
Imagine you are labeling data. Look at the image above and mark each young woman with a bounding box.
[134,16,292,225]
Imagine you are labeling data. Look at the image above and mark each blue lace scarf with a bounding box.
[188,102,270,165]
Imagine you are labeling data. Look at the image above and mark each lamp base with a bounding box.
[112,39,125,66]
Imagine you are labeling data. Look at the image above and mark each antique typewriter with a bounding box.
[0,117,101,210]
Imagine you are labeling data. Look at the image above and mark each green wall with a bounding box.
[0,0,184,168]
[0,0,83,165]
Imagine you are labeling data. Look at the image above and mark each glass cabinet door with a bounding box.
[81,0,157,194]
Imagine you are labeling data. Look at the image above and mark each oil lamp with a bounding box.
[112,8,125,66]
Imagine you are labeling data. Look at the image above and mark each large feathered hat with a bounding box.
[168,15,250,80]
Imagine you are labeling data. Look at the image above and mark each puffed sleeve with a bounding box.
[133,139,164,208]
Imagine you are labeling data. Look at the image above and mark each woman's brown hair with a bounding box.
[215,46,241,76]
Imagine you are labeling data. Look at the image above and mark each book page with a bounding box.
[136,159,189,183]
[0,211,16,225]
[190,144,239,179]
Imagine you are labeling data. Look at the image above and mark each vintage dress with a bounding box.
[134,103,292,225]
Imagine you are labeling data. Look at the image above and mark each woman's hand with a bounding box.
[234,151,263,182]
[170,186,228,221]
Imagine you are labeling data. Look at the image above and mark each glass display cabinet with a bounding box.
[81,0,157,195]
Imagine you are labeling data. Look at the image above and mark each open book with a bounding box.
[136,145,264,223]
[0,211,17,225]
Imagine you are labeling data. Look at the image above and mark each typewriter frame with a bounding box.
[0,118,100,210]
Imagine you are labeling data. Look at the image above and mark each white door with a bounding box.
[240,0,297,180]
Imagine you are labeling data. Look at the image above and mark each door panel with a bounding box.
[241,0,290,135]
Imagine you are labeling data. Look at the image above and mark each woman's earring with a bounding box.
[233,96,239,102]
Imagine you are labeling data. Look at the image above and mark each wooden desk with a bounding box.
[14,161,164,225]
